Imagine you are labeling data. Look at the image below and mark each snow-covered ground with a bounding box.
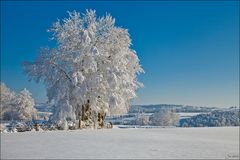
[1,127,239,159]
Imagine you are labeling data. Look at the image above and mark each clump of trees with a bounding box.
[134,109,179,126]
[22,10,143,129]
[180,109,240,127]
[0,82,37,121]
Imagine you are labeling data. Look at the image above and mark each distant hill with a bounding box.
[35,102,237,114]
[129,104,231,113]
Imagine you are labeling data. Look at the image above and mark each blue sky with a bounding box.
[1,1,239,107]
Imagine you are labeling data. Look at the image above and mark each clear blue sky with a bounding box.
[1,1,239,107]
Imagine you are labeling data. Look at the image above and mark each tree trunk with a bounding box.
[78,100,107,129]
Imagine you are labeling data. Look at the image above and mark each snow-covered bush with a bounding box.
[14,121,32,132]
[151,109,179,126]
[0,123,5,133]
[23,10,144,127]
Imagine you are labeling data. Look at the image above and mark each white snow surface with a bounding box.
[1,127,239,159]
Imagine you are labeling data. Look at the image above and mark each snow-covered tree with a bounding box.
[0,82,17,120]
[15,88,37,120]
[151,109,179,126]
[0,83,37,121]
[23,10,144,127]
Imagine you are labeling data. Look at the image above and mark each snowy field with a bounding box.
[1,127,239,159]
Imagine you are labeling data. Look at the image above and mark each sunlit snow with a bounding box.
[1,127,239,159]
